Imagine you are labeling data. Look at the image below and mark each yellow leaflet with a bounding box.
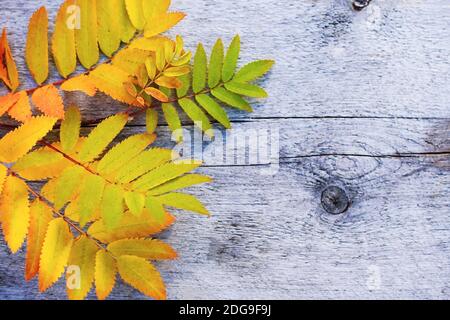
[144,12,186,38]
[78,112,128,163]
[25,200,53,281]
[60,75,97,97]
[95,250,116,300]
[26,7,49,85]
[117,255,166,300]
[74,0,99,68]
[89,64,139,105]
[67,236,99,300]
[52,0,77,78]
[129,36,173,51]
[125,0,146,30]
[88,209,175,243]
[31,85,65,119]
[0,164,7,195]
[117,0,136,43]
[11,147,67,180]
[147,174,212,196]
[108,239,177,260]
[142,0,171,20]
[157,192,210,216]
[97,0,122,57]
[77,174,106,227]
[0,116,57,163]
[39,218,74,292]
[60,105,81,153]
[0,175,30,253]
[112,48,151,75]
[101,184,124,229]
[97,133,156,175]
[124,191,145,217]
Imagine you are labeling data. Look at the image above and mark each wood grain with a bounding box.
[1,0,450,299]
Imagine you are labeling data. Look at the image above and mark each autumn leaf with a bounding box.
[60,75,97,97]
[0,28,20,91]
[31,85,65,119]
[0,116,57,163]
[8,91,32,122]
[39,218,74,292]
[26,7,49,85]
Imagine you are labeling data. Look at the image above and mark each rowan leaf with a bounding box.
[7,91,32,122]
[67,236,99,300]
[132,160,202,191]
[233,60,274,82]
[155,76,182,89]
[0,175,30,253]
[125,0,146,30]
[225,81,268,98]
[192,43,207,94]
[157,192,210,215]
[147,174,212,196]
[0,93,19,117]
[31,85,65,119]
[0,116,57,163]
[60,105,81,153]
[222,35,240,82]
[97,0,122,57]
[178,98,212,135]
[0,164,6,195]
[146,108,158,134]
[108,239,177,260]
[25,200,53,281]
[211,87,252,112]
[162,103,182,142]
[89,64,139,105]
[101,184,124,229]
[117,0,136,43]
[52,0,77,78]
[0,28,19,91]
[124,191,145,217]
[145,196,165,223]
[95,250,116,300]
[196,94,231,128]
[144,12,186,38]
[11,147,67,180]
[113,48,151,75]
[39,218,73,292]
[208,39,224,88]
[74,0,99,68]
[78,113,128,163]
[97,133,155,176]
[25,7,49,85]
[77,174,106,227]
[88,209,175,243]
[60,75,97,97]
[117,255,166,300]
[145,87,169,102]
[54,165,85,210]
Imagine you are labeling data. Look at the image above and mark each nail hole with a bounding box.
[321,186,350,215]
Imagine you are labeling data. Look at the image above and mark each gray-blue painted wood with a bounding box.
[1,0,450,299]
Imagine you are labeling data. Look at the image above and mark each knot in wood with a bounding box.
[352,0,372,11]
[321,186,350,215]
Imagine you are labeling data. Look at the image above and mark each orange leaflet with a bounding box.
[0,28,20,91]
[31,85,65,119]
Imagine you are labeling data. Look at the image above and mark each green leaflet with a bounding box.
[74,0,99,69]
[101,184,124,229]
[97,133,155,175]
[178,98,212,135]
[208,39,224,88]
[97,0,122,57]
[124,191,145,216]
[157,192,210,216]
[233,60,274,82]
[77,173,105,227]
[146,108,158,134]
[222,35,240,82]
[54,165,84,210]
[145,196,165,223]
[78,113,128,163]
[224,82,268,98]
[211,87,252,112]
[192,43,207,93]
[196,94,231,128]
[162,103,183,142]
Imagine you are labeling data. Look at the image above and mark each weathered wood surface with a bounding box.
[1,0,450,299]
